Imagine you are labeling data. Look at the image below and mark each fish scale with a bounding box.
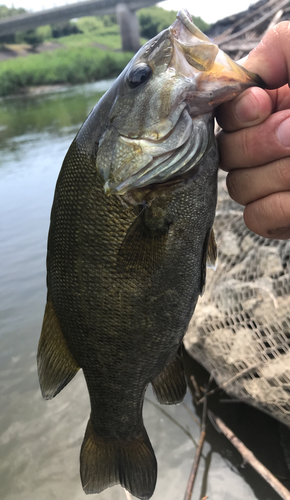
[51,138,214,412]
[37,9,264,500]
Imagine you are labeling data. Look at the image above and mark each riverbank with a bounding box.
[0,44,132,97]
[0,16,134,97]
[0,41,63,61]
[0,6,210,97]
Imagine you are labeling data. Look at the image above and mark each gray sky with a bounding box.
[159,0,254,23]
[3,0,255,24]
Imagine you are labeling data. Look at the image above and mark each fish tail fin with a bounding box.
[80,419,157,500]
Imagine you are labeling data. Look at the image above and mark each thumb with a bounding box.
[244,21,290,88]
[216,22,290,132]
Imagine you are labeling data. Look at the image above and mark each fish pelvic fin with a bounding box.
[37,298,79,400]
[80,419,157,500]
[152,349,186,405]
[118,207,169,273]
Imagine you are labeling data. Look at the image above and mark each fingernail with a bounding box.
[235,93,259,123]
[276,117,290,147]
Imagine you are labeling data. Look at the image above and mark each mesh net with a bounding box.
[184,170,290,426]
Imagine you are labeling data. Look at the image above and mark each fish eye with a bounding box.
[127,63,152,89]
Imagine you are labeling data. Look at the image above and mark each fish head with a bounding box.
[88,9,264,197]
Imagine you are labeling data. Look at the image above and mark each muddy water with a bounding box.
[0,81,286,500]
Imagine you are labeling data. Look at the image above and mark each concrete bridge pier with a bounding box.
[116,3,141,53]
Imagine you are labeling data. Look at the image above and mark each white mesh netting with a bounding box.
[185,170,290,426]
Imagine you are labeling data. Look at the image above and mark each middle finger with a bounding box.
[226,156,290,206]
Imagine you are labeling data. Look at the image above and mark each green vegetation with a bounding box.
[137,6,210,39]
[0,85,107,141]
[0,4,27,43]
[0,5,210,97]
[0,12,131,96]
[0,47,132,96]
[0,4,25,18]
[57,21,123,50]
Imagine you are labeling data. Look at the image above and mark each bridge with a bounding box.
[0,0,165,52]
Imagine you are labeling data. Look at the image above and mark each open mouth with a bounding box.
[170,9,265,92]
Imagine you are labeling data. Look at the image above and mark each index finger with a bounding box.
[216,86,272,132]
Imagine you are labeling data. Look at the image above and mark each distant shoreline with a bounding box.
[0,40,114,62]
[0,84,69,99]
[0,40,64,62]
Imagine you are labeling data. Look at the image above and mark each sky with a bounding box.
[159,0,254,24]
[3,0,256,24]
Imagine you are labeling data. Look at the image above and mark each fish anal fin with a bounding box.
[152,351,186,405]
[118,208,168,272]
[37,298,79,400]
[80,419,157,500]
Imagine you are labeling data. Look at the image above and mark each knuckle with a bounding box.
[275,191,288,222]
[238,128,255,166]
[276,157,290,187]
[226,171,242,203]
[243,202,261,235]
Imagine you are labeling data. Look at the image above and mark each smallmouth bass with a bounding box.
[37,10,264,500]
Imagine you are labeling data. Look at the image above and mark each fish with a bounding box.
[37,9,264,500]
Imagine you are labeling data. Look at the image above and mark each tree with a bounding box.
[137,6,210,39]
[0,5,26,18]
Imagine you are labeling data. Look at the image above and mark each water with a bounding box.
[0,80,288,500]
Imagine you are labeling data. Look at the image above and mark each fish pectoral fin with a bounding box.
[80,419,157,500]
[200,227,218,296]
[152,349,186,405]
[37,298,79,400]
[118,208,169,272]
[207,227,218,270]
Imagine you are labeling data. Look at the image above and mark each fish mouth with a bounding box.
[170,10,265,114]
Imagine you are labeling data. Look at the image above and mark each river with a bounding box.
[0,80,287,500]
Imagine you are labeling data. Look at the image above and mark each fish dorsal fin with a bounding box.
[117,207,169,273]
[37,298,79,400]
[200,228,218,296]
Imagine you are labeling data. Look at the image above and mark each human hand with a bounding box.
[216,22,290,239]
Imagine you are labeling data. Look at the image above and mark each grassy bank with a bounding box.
[0,46,132,96]
[0,6,210,97]
[0,19,134,97]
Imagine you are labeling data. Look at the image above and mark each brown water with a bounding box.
[0,81,286,500]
